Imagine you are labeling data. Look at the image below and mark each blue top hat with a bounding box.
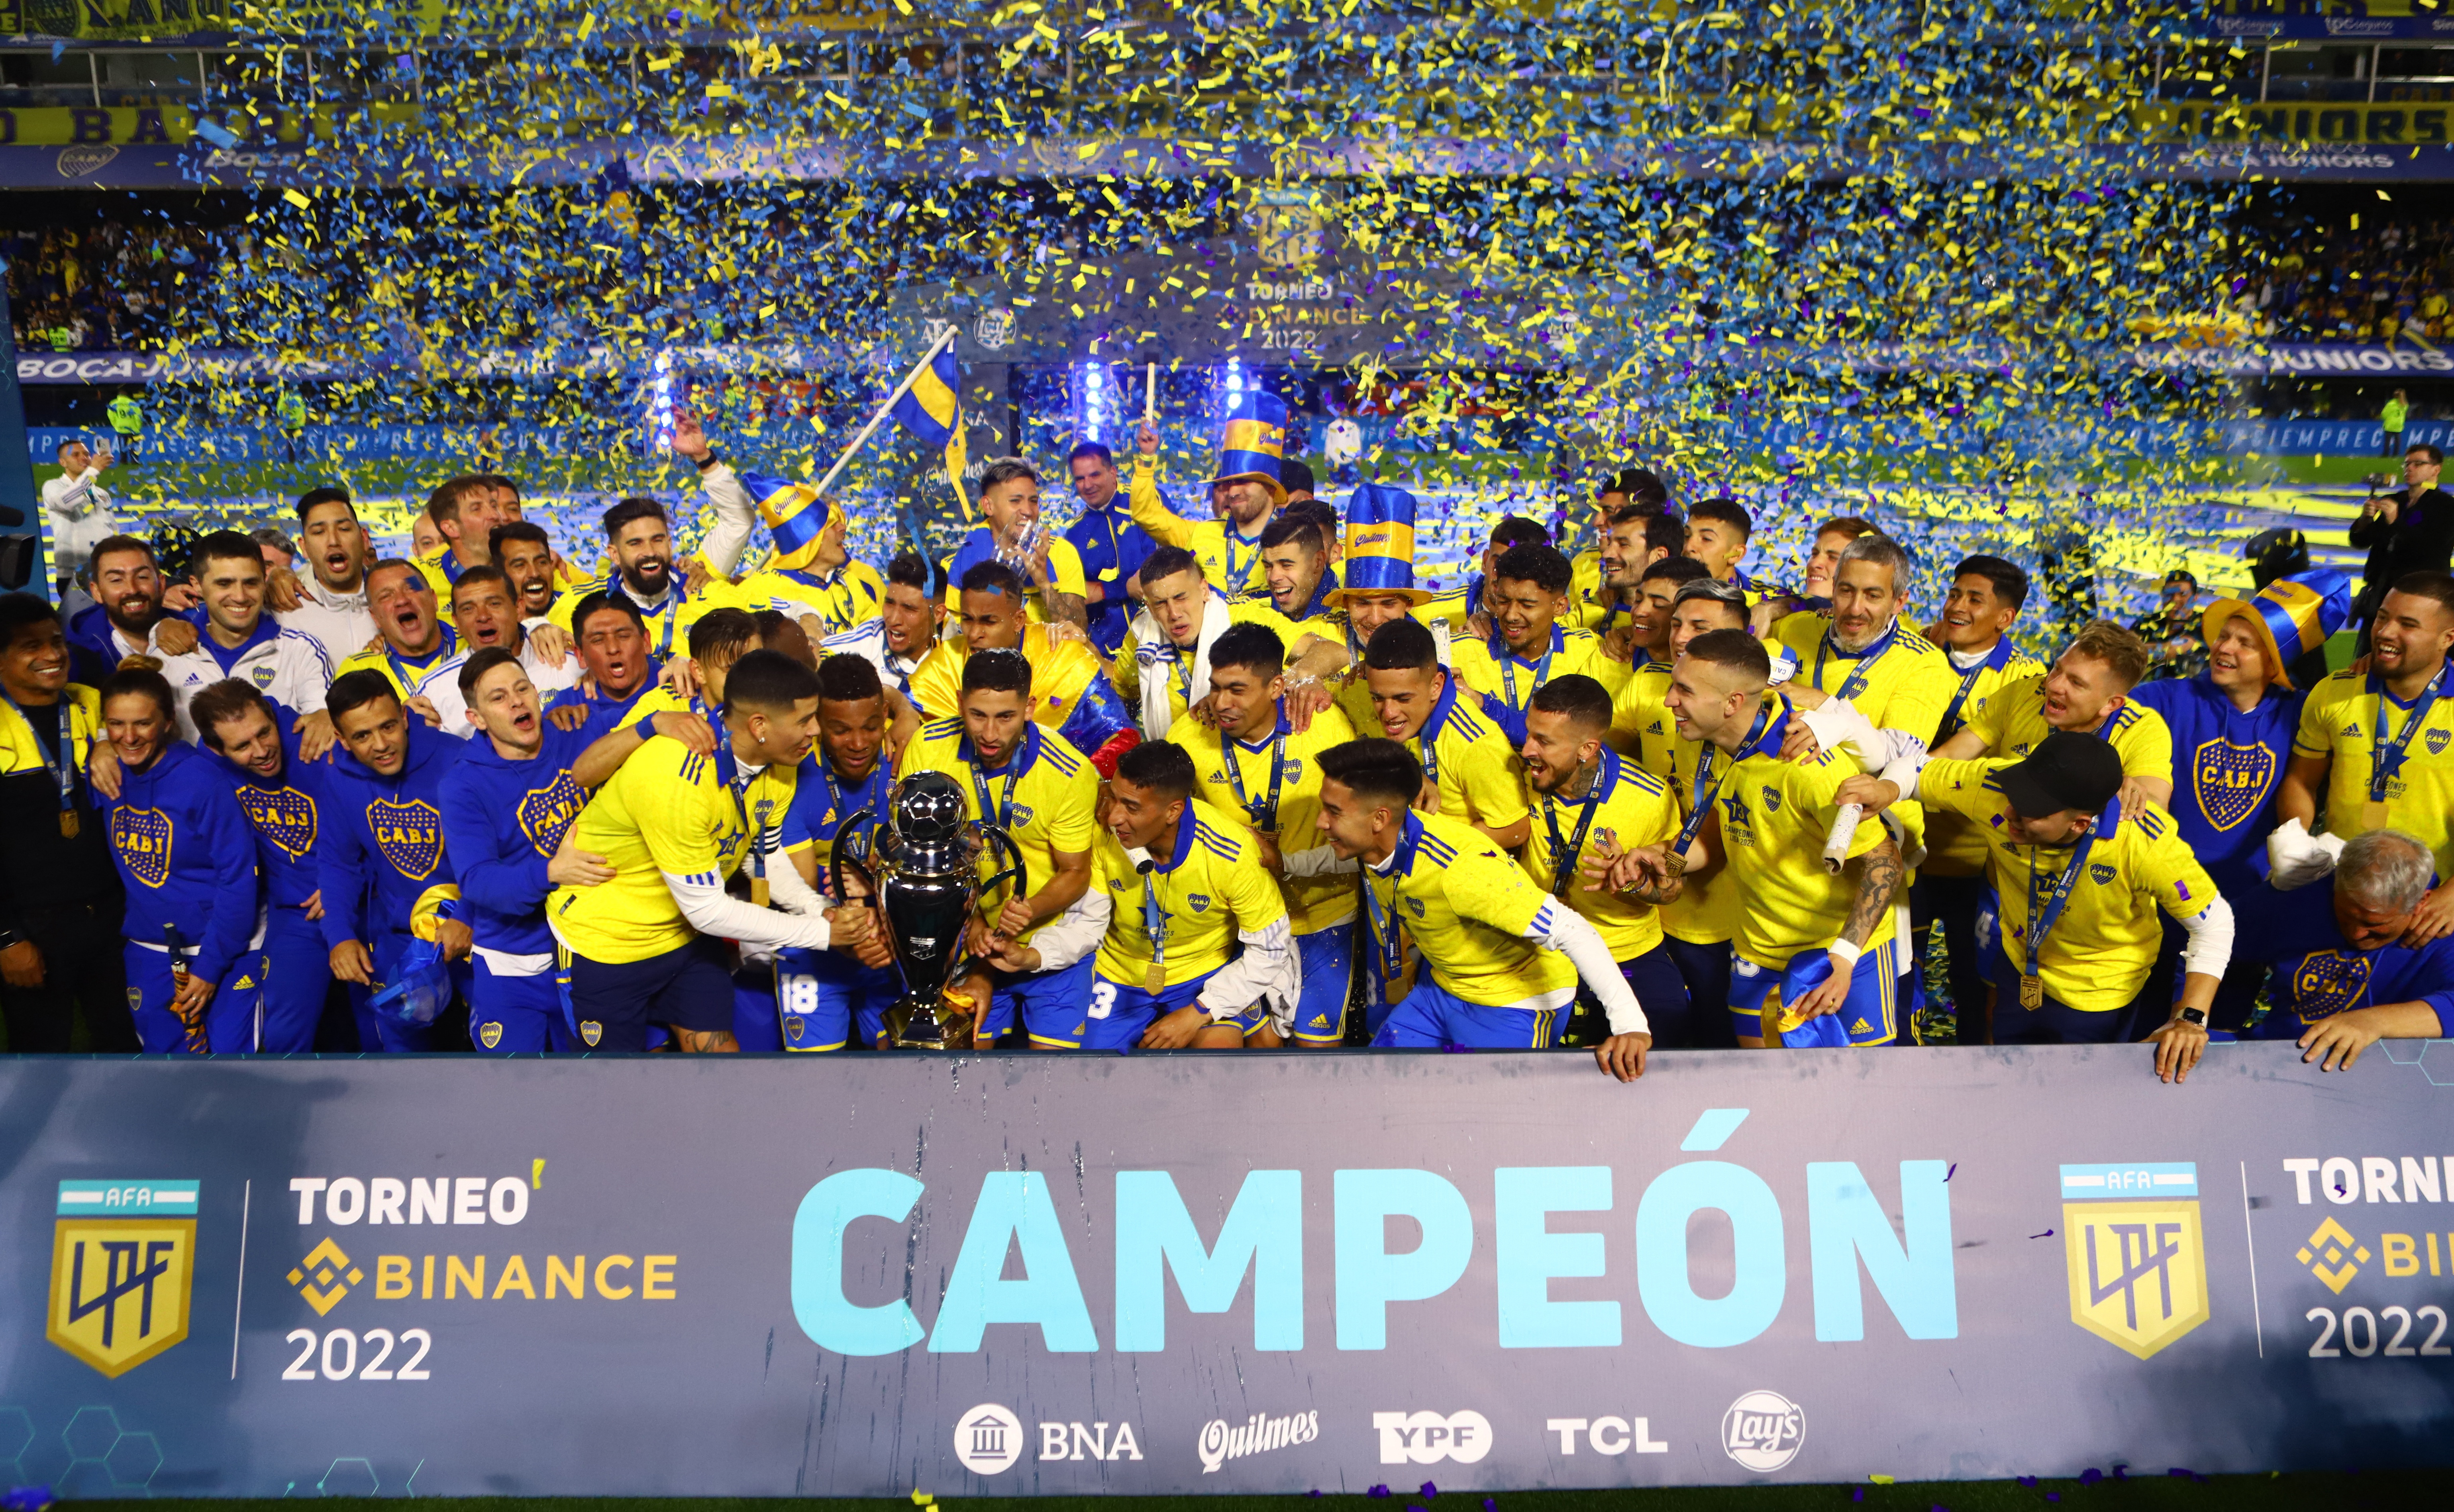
[1208,391,1289,503]
[2200,567,2353,690]
[1328,482,1433,606]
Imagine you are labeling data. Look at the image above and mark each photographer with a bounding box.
[2351,444,2454,652]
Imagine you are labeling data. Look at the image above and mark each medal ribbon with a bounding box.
[1674,698,1778,852]
[1936,639,2013,740]
[4,693,78,827]
[1814,617,1902,703]
[1542,749,1610,898]
[385,623,459,696]
[1493,625,1558,713]
[2369,661,2450,804]
[1222,704,1288,830]
[2020,825,2102,987]
[968,724,1032,831]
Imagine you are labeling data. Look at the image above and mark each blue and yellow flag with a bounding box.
[891,343,968,517]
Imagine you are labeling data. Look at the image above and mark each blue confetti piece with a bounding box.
[1368,1487,1390,1499]
[1420,1483,1438,1499]
[2077,1469,2102,1486]
[193,119,238,149]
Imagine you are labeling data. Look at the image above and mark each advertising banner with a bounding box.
[4,1043,2452,1497]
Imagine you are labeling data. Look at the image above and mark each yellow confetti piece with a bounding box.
[282,188,310,209]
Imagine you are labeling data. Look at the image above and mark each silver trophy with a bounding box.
[830,770,1028,1050]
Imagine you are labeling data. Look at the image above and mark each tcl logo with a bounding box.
[1373,1410,1492,1465]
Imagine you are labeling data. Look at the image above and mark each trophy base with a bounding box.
[884,989,979,1051]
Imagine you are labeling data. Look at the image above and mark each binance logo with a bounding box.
[289,1237,364,1316]
[2297,1217,2368,1295]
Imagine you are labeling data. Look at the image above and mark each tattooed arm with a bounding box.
[1787,833,1903,1024]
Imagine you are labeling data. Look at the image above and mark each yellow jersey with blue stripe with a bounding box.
[906,623,1110,730]
[1126,465,1271,594]
[545,577,738,661]
[1393,676,1529,834]
[1919,757,2216,1012]
[547,735,798,965]
[895,717,1098,946]
[1718,742,1905,970]
[1168,701,1359,934]
[1520,747,1679,961]
[1093,800,1288,989]
[1949,674,2175,879]
[736,560,887,638]
[1375,810,1574,1009]
[1922,645,2051,875]
[333,631,462,702]
[1449,625,1632,734]
[1773,611,1958,744]
[2294,664,2454,878]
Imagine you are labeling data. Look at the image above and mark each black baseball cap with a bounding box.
[1997,730,2124,820]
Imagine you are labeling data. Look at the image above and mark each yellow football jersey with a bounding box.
[737,560,887,638]
[1126,466,1271,595]
[1717,743,1903,970]
[2295,666,2454,877]
[1228,592,1348,658]
[1115,596,1333,733]
[939,536,1088,625]
[1520,747,1679,960]
[895,717,1098,945]
[1920,756,2215,1013]
[1449,625,1632,734]
[1935,671,2171,875]
[1565,548,1610,632]
[906,622,1111,730]
[547,736,798,965]
[0,684,101,779]
[1608,660,1674,768]
[1170,701,1359,933]
[332,633,463,702]
[546,577,736,661]
[1092,799,1288,989]
[1395,678,1528,834]
[1774,611,1957,744]
[1372,810,1574,1010]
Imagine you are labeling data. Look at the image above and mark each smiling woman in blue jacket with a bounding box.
[98,667,265,1053]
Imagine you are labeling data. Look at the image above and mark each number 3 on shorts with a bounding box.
[1088,979,1118,1020]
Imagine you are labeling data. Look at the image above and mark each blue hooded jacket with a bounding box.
[436,722,594,958]
[108,737,261,985]
[204,705,326,913]
[316,717,463,951]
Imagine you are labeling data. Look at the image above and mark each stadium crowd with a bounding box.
[4,395,2449,1083]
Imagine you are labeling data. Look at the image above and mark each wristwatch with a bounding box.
[2175,1005,2208,1028]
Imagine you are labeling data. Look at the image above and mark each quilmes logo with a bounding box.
[47,1179,199,1378]
[2060,1162,2209,1360]
[1373,1410,1491,1465]
[954,1403,1023,1474]
[1199,1409,1318,1473]
[1720,1390,1803,1472]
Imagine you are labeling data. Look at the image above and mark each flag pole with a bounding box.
[809,324,961,500]
[1144,362,1156,426]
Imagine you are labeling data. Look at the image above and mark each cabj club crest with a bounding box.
[47,1179,198,1379]
[370,799,444,879]
[2191,738,2278,832]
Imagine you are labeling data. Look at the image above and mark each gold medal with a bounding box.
[2362,800,2391,831]
[59,809,77,839]
[2019,973,2044,1010]
[1145,962,1166,995]
[751,877,770,907]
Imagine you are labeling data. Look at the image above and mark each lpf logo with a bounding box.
[1720,1391,1804,1472]
[47,1179,199,1378]
[2059,1161,2209,1360]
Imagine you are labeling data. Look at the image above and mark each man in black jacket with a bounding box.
[2352,443,2454,652]
[0,593,135,1052]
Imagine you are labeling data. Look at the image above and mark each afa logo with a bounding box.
[47,1179,199,1378]
[2192,738,2277,831]
[2059,1162,2209,1360]
[111,806,174,889]
[369,799,443,880]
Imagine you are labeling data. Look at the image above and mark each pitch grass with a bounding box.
[57,1474,2448,1510]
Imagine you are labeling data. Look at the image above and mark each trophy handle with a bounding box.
[827,808,878,908]
[975,821,1030,922]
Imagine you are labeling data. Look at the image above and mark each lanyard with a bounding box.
[4,692,77,824]
[1223,527,1262,590]
[969,729,1028,830]
[1361,866,1405,984]
[1541,754,1608,898]
[2021,826,2101,981]
[1675,700,1775,852]
[1936,642,2007,740]
[1492,627,1556,711]
[616,576,680,657]
[821,758,886,852]
[1813,618,1900,703]
[2369,662,2449,802]
[709,713,749,831]
[1143,870,1169,969]
[1222,709,1288,830]
[385,624,457,695]
[1414,682,1458,789]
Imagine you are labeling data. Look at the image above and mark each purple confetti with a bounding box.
[2016,1476,2036,1487]
[1420,1483,1438,1499]
[1369,1487,1391,1500]
[2030,1230,2055,1239]
[2077,1468,2102,1486]
[1944,1162,1957,1181]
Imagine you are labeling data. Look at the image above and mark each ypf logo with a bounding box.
[953,1403,1023,1475]
[1372,1410,1491,1465]
[1719,1391,1804,1472]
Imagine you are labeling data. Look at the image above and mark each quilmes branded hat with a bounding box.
[1997,729,2124,821]
[738,469,843,574]
[1327,481,1434,607]
[2199,567,2353,689]
[1208,390,1289,504]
